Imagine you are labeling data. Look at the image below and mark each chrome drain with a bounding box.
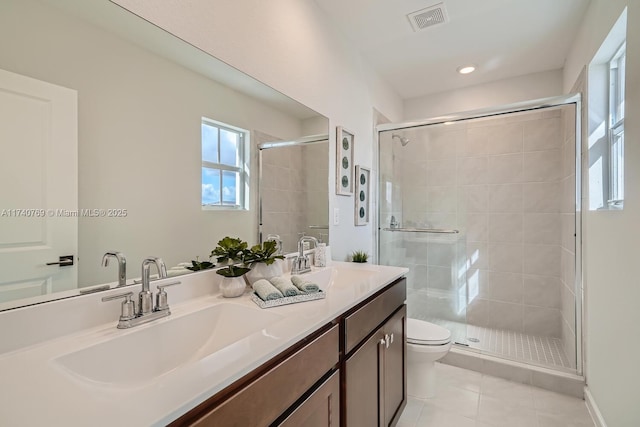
[468,337,480,343]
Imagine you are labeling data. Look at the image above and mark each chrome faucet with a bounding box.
[140,257,167,315]
[291,236,318,275]
[102,251,127,287]
[265,234,283,255]
[102,256,179,329]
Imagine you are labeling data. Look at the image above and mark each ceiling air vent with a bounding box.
[407,3,449,32]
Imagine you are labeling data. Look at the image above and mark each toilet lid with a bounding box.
[407,319,451,345]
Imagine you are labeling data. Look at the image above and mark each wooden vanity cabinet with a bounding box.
[171,277,406,427]
[342,278,407,427]
[171,324,340,427]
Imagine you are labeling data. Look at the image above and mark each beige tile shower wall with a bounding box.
[560,106,577,366]
[462,110,565,338]
[302,142,329,244]
[396,110,567,338]
[261,145,306,254]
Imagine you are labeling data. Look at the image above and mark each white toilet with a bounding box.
[406,318,452,398]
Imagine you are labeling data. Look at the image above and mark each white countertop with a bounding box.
[0,261,408,426]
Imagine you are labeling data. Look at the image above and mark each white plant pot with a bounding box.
[219,276,247,298]
[245,261,283,286]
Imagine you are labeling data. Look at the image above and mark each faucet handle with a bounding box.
[155,281,181,312]
[102,291,136,321]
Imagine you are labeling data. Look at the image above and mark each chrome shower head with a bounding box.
[392,133,410,146]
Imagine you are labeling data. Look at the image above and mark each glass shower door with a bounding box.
[378,126,470,346]
[378,102,580,372]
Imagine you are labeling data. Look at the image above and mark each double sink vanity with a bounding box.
[0,259,408,426]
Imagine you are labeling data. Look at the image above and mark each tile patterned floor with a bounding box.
[424,318,574,370]
[397,363,594,427]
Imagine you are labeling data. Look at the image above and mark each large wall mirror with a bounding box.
[0,0,329,310]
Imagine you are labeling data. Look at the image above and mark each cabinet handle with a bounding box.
[390,333,394,345]
[384,333,391,349]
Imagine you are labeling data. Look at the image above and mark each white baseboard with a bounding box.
[585,386,607,427]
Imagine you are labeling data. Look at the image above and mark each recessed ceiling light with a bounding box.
[457,65,476,74]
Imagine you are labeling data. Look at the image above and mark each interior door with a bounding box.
[0,68,78,304]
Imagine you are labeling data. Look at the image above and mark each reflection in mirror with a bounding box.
[0,0,328,310]
[259,136,330,254]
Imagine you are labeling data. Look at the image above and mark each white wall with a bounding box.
[404,70,563,120]
[112,0,404,261]
[565,1,640,426]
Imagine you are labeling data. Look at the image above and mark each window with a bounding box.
[587,8,625,211]
[608,43,625,208]
[201,118,249,209]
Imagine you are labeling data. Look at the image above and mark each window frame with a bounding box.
[607,42,625,208]
[201,117,250,210]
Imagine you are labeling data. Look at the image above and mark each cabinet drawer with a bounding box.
[343,278,406,355]
[192,324,339,427]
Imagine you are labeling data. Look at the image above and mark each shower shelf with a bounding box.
[381,227,459,234]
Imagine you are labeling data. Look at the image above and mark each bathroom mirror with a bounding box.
[0,0,329,310]
[259,135,330,254]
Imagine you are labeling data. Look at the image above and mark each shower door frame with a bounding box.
[375,94,584,376]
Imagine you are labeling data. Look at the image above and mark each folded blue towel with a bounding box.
[269,276,300,297]
[253,279,283,301]
[290,275,319,293]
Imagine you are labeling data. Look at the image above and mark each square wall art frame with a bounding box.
[336,126,354,196]
[355,165,370,226]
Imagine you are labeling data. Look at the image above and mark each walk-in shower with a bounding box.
[377,96,581,374]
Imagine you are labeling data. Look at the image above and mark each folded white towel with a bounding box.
[269,276,299,297]
[290,275,319,293]
[253,279,284,301]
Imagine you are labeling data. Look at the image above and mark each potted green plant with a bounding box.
[210,237,251,297]
[351,250,369,263]
[244,240,286,285]
[184,256,215,271]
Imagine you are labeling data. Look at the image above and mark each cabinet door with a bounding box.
[383,306,406,426]
[277,371,340,427]
[344,329,385,427]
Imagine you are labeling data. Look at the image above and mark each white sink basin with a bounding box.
[55,303,282,386]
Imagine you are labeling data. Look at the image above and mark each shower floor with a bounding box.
[426,319,574,370]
